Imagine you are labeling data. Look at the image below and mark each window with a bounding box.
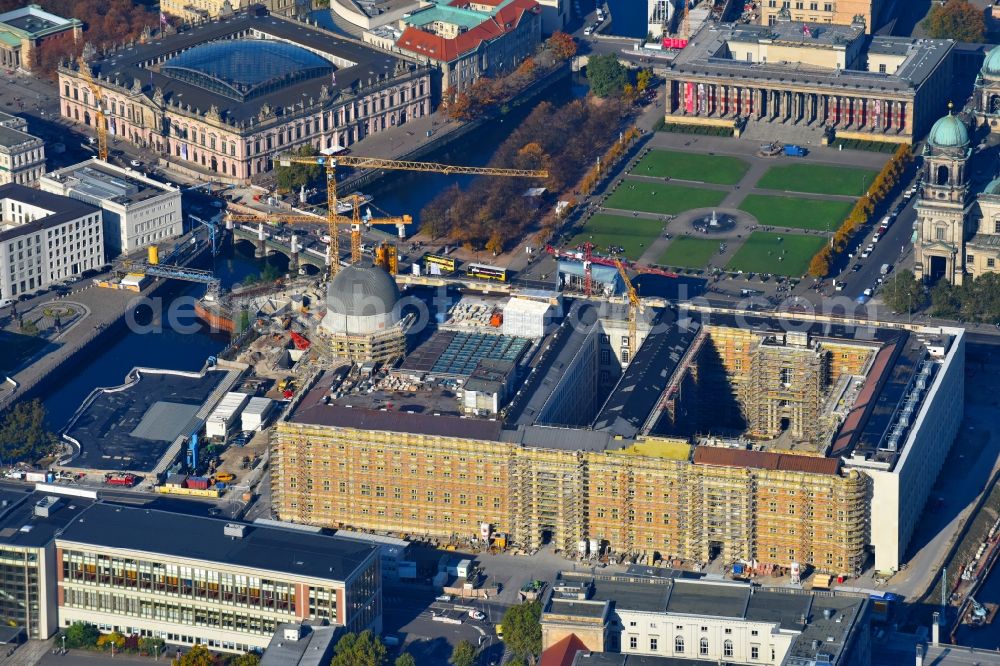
[751,630,759,636]
[967,254,975,264]
[724,640,734,657]
[823,2,832,9]
[724,628,732,634]
[989,258,996,268]
[936,228,946,240]
[649,638,658,651]
[879,63,887,73]
[994,220,1000,233]
[674,636,684,653]
[629,636,638,649]
[751,644,760,660]
[700,638,709,656]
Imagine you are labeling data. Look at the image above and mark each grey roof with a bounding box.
[291,402,504,441]
[665,579,750,618]
[786,593,867,665]
[571,654,716,666]
[0,184,99,243]
[0,490,95,550]
[547,598,609,620]
[44,161,173,206]
[501,425,618,452]
[327,265,400,317]
[746,590,811,630]
[0,123,40,149]
[78,10,419,126]
[58,503,378,582]
[260,624,342,666]
[592,313,700,438]
[671,21,953,95]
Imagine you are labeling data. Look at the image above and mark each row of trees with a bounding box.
[449,32,578,122]
[808,144,913,277]
[0,399,59,464]
[929,272,1000,322]
[1,0,160,80]
[578,125,642,196]
[422,99,623,251]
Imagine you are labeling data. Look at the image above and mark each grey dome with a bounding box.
[326,265,400,317]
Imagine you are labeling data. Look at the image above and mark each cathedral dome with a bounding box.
[319,265,400,336]
[983,46,1000,78]
[927,110,969,149]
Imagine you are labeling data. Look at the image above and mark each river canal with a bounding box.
[954,564,1000,648]
[41,242,288,430]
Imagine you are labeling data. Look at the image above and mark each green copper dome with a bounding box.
[983,46,1000,77]
[927,111,969,149]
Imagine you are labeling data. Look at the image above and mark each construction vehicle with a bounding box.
[614,258,640,360]
[277,377,295,392]
[374,241,398,275]
[104,473,138,487]
[277,154,547,276]
[76,57,108,161]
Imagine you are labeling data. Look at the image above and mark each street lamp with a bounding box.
[61,634,65,654]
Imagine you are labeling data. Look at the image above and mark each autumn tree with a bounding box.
[922,0,985,42]
[636,68,653,93]
[448,92,474,121]
[329,631,387,666]
[172,644,215,666]
[807,247,831,278]
[546,31,577,61]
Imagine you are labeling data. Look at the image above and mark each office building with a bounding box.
[0,111,45,187]
[540,570,871,665]
[0,488,94,641]
[0,184,102,301]
[55,503,381,653]
[40,159,181,259]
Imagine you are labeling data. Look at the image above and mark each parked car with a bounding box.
[0,298,12,309]
[863,287,874,297]
[130,159,142,167]
[435,594,452,602]
[468,610,485,620]
[852,263,862,272]
[834,281,846,292]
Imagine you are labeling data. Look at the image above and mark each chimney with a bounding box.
[932,611,940,646]
[915,644,923,666]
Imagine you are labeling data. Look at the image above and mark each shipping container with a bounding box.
[186,476,212,490]
[240,397,274,432]
[205,392,250,439]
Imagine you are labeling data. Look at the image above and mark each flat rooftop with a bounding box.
[82,11,416,125]
[45,160,174,206]
[58,503,377,582]
[0,490,94,550]
[63,368,229,472]
[0,184,98,243]
[0,123,39,149]
[671,21,953,92]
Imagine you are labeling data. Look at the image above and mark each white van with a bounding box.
[880,263,892,276]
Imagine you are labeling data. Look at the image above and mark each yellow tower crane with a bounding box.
[614,258,640,361]
[278,154,547,276]
[76,57,108,161]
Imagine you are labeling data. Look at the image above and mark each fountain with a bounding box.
[691,209,737,234]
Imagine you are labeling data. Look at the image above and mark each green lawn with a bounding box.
[725,232,827,277]
[658,237,723,269]
[605,180,727,215]
[755,163,879,196]
[739,194,853,232]
[632,150,750,185]
[569,214,664,261]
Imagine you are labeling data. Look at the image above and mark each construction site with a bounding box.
[269,249,966,577]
